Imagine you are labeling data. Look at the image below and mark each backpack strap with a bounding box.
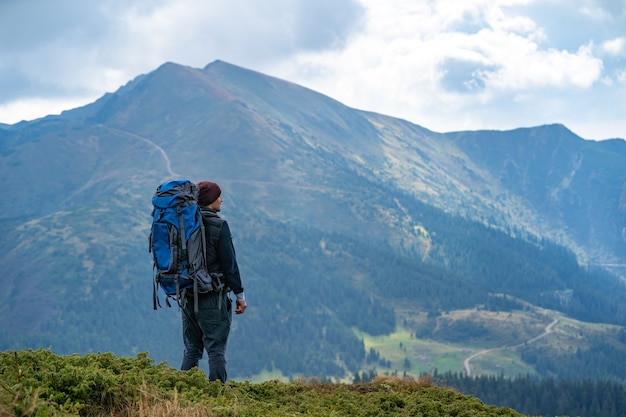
[152,266,160,310]
[194,209,210,313]
[198,210,209,275]
[176,205,187,262]
[193,272,199,313]
[174,205,195,311]
[174,275,180,303]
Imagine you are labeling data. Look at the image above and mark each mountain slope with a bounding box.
[448,125,626,264]
[1,60,625,380]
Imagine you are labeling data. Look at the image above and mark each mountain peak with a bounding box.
[2,59,626,385]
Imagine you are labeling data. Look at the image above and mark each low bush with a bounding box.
[0,349,525,416]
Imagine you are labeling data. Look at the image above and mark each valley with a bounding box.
[1,60,625,385]
[359,299,626,381]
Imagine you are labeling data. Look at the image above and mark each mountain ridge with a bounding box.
[1,59,626,381]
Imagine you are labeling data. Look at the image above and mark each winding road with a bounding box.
[463,318,558,376]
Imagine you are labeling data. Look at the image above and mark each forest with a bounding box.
[221,193,626,381]
[4,177,626,384]
[436,372,626,417]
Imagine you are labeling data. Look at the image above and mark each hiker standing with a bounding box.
[180,180,247,382]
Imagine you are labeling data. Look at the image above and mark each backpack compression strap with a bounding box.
[152,265,160,310]
[194,209,210,313]
[174,205,193,311]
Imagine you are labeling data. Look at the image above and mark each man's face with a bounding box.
[209,195,223,212]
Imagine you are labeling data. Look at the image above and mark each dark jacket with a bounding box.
[199,207,244,295]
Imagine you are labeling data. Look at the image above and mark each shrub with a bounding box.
[0,349,524,416]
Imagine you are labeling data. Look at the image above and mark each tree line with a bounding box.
[433,371,626,417]
[6,188,626,382]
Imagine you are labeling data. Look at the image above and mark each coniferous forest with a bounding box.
[436,372,626,417]
[2,60,626,417]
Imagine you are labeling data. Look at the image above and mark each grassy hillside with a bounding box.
[355,298,626,382]
[2,59,626,384]
[3,183,626,382]
[0,349,524,417]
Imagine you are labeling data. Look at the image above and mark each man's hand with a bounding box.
[235,299,247,314]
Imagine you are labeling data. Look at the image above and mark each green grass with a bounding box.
[466,349,537,377]
[357,304,625,381]
[357,326,471,376]
[0,349,527,416]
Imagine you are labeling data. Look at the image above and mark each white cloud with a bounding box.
[0,97,95,124]
[486,42,602,90]
[272,0,610,137]
[579,4,612,21]
[0,0,364,113]
[601,37,626,56]
[0,0,625,140]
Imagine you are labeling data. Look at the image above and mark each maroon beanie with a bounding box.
[196,181,222,206]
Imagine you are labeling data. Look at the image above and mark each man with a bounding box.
[180,180,247,382]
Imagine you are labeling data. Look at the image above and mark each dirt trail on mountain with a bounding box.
[97,125,179,178]
[463,318,558,376]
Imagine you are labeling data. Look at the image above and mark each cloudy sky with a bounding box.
[1,0,625,140]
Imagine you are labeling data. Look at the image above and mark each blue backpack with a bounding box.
[149,179,214,311]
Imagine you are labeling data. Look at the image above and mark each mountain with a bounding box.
[1,60,625,381]
[448,126,626,264]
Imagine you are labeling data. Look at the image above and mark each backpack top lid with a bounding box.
[152,179,199,209]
